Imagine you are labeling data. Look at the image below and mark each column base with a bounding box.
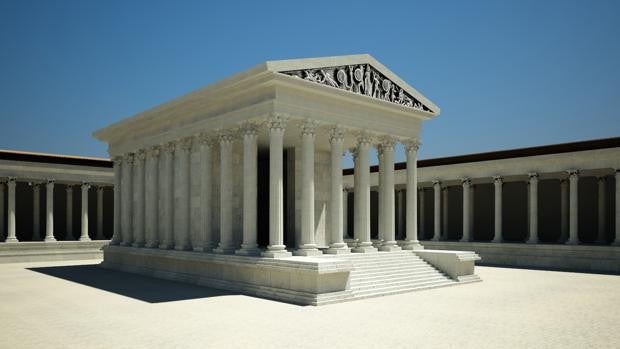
[4,237,18,243]
[213,245,236,254]
[132,241,145,248]
[44,236,57,242]
[379,243,402,252]
[401,240,424,250]
[352,244,378,253]
[325,246,351,254]
[235,246,261,256]
[121,241,133,247]
[145,242,159,249]
[261,246,292,258]
[459,238,470,243]
[175,244,193,251]
[526,239,538,244]
[158,243,173,250]
[294,248,323,256]
[79,236,91,242]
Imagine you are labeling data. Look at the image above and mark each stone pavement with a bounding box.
[1,260,618,349]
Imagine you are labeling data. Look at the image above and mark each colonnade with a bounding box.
[110,115,424,257]
[0,178,110,242]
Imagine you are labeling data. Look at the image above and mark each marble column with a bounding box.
[461,178,471,242]
[262,115,292,258]
[560,179,568,243]
[352,133,376,253]
[132,150,146,247]
[527,173,539,244]
[432,180,441,241]
[377,145,384,243]
[327,126,350,254]
[402,140,422,250]
[32,183,41,241]
[419,187,425,240]
[352,148,360,244]
[121,154,134,246]
[65,185,74,241]
[469,184,475,236]
[0,182,4,241]
[214,132,235,254]
[159,143,174,249]
[145,146,160,248]
[441,186,449,240]
[613,170,620,246]
[44,180,56,242]
[110,157,123,245]
[380,137,399,251]
[96,187,104,240]
[343,187,350,239]
[79,182,91,241]
[6,178,17,242]
[567,170,579,245]
[397,189,405,240]
[237,124,261,256]
[175,138,192,251]
[597,177,606,244]
[296,120,321,256]
[492,176,503,243]
[197,135,215,252]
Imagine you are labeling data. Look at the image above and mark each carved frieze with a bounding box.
[280,64,432,112]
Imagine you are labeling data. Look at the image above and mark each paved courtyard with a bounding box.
[0,260,618,349]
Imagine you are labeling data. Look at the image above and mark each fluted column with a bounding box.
[79,182,90,241]
[327,126,350,254]
[527,173,539,244]
[65,185,74,241]
[469,184,475,235]
[121,153,134,246]
[377,145,384,243]
[295,120,321,256]
[132,150,146,247]
[402,140,422,250]
[236,124,261,256]
[159,143,174,249]
[175,138,192,251]
[352,148,360,243]
[197,135,215,252]
[397,189,405,240]
[461,178,471,242]
[31,183,41,241]
[352,133,376,253]
[597,177,606,244]
[492,176,503,243]
[343,187,350,239]
[96,187,104,240]
[214,132,235,254]
[419,187,425,240]
[613,170,620,246]
[560,179,568,242]
[145,146,160,248]
[110,157,122,245]
[6,178,17,242]
[567,170,579,244]
[262,115,292,258]
[44,180,56,242]
[432,180,441,241]
[441,186,449,240]
[380,137,399,251]
[0,182,5,241]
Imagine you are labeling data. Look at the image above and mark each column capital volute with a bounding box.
[46,178,55,185]
[300,119,318,137]
[7,177,17,186]
[461,178,471,186]
[567,169,579,178]
[217,130,235,144]
[197,133,216,146]
[123,153,135,164]
[178,137,195,151]
[528,172,539,180]
[441,186,449,192]
[378,136,397,150]
[403,139,421,152]
[135,149,147,161]
[268,113,288,132]
[28,181,41,187]
[329,126,345,143]
[432,179,441,186]
[66,184,75,191]
[239,122,259,137]
[81,181,91,189]
[493,175,503,183]
[597,176,606,182]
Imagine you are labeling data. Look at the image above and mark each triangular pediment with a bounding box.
[267,54,437,114]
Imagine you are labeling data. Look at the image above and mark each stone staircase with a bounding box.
[317,250,467,305]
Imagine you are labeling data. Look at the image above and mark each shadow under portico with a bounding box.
[27,264,236,303]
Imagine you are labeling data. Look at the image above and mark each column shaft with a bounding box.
[110,157,122,245]
[6,179,17,242]
[65,186,73,241]
[296,121,321,256]
[419,188,425,239]
[175,139,192,251]
[327,127,349,254]
[236,125,260,256]
[44,180,56,241]
[597,177,606,244]
[441,187,449,240]
[32,184,41,241]
[159,144,174,249]
[343,188,349,239]
[132,151,146,247]
[397,189,405,240]
[493,177,503,243]
[567,170,579,244]
[198,137,214,251]
[352,134,376,253]
[121,154,134,246]
[353,148,360,242]
[377,147,384,242]
[402,140,421,250]
[145,146,160,248]
[96,187,104,240]
[79,183,91,241]
[461,179,471,242]
[380,139,399,251]
[527,173,538,244]
[432,180,441,241]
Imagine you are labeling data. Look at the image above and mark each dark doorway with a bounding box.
[256,148,291,248]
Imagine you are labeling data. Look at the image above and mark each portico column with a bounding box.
[0,182,4,241]
[352,148,360,243]
[492,176,503,243]
[159,143,174,249]
[597,177,606,244]
[469,184,475,235]
[419,187,425,239]
[327,126,350,254]
[380,137,400,251]
[441,186,449,240]
[31,183,41,241]
[432,180,441,241]
[214,132,235,254]
[44,180,56,242]
[175,138,192,251]
[121,154,134,246]
[96,187,104,240]
[397,189,405,240]
[613,170,620,246]
[79,182,91,241]
[197,135,215,252]
[343,187,350,239]
[527,173,539,244]
[236,124,261,256]
[65,185,74,241]
[262,115,292,258]
[295,120,321,256]
[145,146,160,248]
[110,157,122,245]
[377,145,384,243]
[133,150,146,247]
[461,178,471,242]
[560,179,568,242]
[567,170,579,244]
[402,140,422,250]
[6,178,17,242]
[352,133,376,253]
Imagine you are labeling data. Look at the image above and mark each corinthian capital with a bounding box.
[180,137,194,151]
[329,126,345,143]
[268,113,288,131]
[300,119,318,137]
[147,145,161,157]
[239,122,259,137]
[403,139,421,152]
[135,149,147,161]
[379,136,396,150]
[163,141,175,154]
[123,153,134,164]
[356,131,372,145]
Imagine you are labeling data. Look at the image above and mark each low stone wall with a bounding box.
[414,249,481,282]
[421,241,620,274]
[0,241,109,263]
[101,246,353,305]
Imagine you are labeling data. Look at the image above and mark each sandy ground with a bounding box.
[0,260,618,349]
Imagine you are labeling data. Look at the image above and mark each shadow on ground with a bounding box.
[27,264,236,303]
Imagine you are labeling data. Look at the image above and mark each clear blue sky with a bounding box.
[1,0,619,167]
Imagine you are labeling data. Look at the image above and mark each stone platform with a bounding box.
[0,241,109,263]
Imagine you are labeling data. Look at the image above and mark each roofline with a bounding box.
[0,149,113,168]
[342,137,620,175]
